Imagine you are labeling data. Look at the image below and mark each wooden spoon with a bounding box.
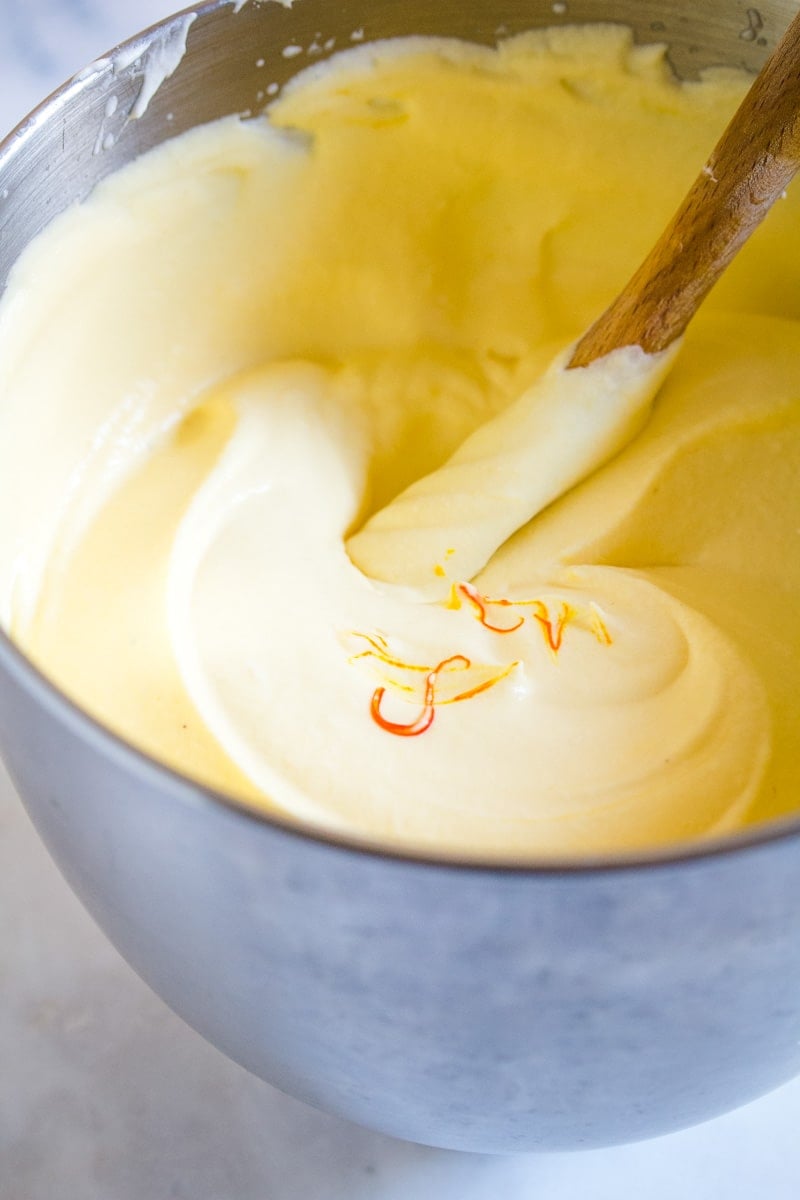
[570,8,800,366]
[347,11,800,593]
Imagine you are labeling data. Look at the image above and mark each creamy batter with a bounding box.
[1,26,799,856]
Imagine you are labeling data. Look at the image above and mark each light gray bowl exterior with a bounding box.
[1,0,800,1154]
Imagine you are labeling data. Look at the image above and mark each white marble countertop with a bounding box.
[2,2,800,1196]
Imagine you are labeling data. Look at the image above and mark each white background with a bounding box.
[1,1,799,1196]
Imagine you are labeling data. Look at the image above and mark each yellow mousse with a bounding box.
[1,26,799,856]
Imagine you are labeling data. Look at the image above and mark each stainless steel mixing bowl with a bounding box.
[1,0,799,1153]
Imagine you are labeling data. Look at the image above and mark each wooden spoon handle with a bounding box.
[569,9,800,367]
